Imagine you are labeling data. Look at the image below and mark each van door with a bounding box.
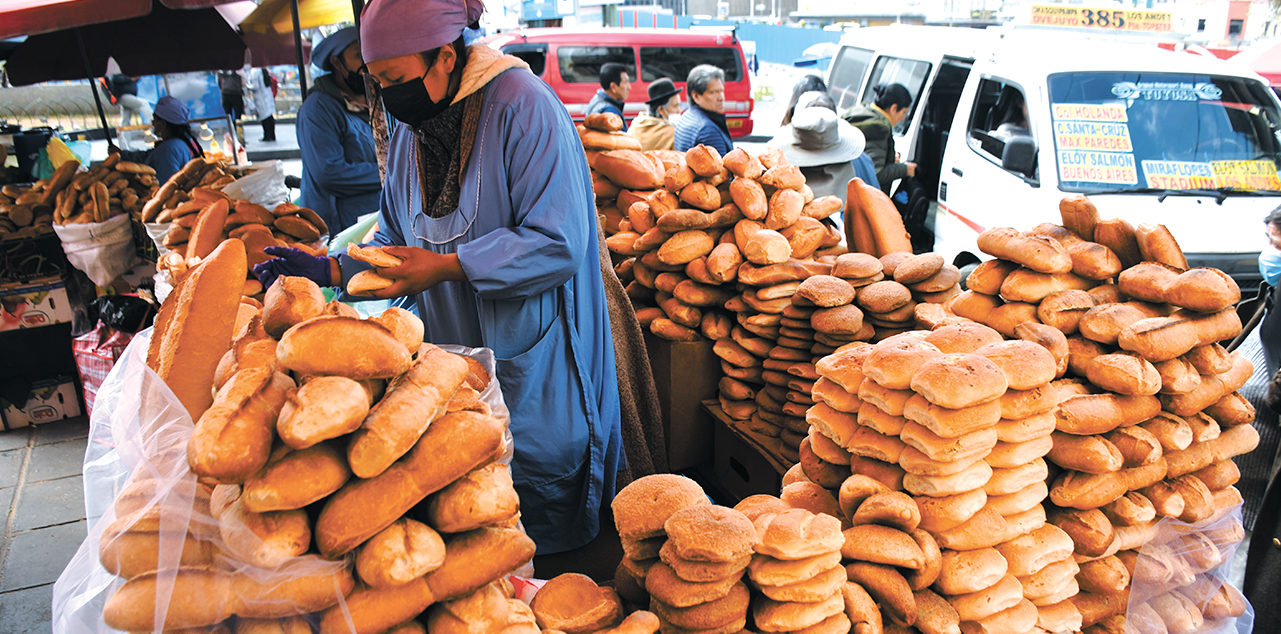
[827,45,875,115]
[936,75,1043,265]
[914,58,972,202]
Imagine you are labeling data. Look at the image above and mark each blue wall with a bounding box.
[613,9,842,68]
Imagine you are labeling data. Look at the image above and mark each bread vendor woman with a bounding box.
[253,0,625,556]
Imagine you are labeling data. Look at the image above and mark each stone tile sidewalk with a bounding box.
[0,417,90,634]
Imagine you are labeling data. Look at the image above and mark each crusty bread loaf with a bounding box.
[1054,393,1161,436]
[318,578,434,634]
[1135,223,1188,269]
[596,150,665,189]
[1163,268,1239,313]
[242,442,351,512]
[347,344,469,478]
[275,376,371,450]
[103,568,236,631]
[976,227,1072,273]
[426,462,520,533]
[276,316,412,379]
[261,276,327,339]
[147,239,248,420]
[218,498,311,568]
[1049,470,1127,510]
[355,517,446,588]
[188,368,294,483]
[425,526,538,601]
[315,411,505,557]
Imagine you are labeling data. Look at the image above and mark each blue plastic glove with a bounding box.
[254,246,333,290]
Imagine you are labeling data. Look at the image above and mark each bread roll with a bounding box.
[275,376,371,450]
[909,353,1008,409]
[596,150,665,189]
[754,508,844,560]
[612,474,709,540]
[976,228,1072,274]
[934,507,1008,550]
[277,316,412,379]
[1049,470,1127,510]
[951,574,1024,622]
[242,442,351,512]
[845,563,917,627]
[425,463,520,533]
[1054,393,1161,436]
[103,568,236,631]
[217,499,310,568]
[1086,353,1161,396]
[915,488,988,534]
[975,340,1057,390]
[840,524,925,568]
[262,276,327,339]
[316,411,504,557]
[937,547,1007,595]
[530,573,624,633]
[1135,223,1188,269]
[188,369,294,483]
[998,524,1074,577]
[356,518,446,588]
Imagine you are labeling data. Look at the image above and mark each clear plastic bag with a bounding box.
[219,160,290,209]
[1127,504,1254,634]
[52,330,515,632]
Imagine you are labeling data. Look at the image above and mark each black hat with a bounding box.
[646,78,680,106]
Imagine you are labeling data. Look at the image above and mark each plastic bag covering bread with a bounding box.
[1124,502,1253,633]
[50,329,513,634]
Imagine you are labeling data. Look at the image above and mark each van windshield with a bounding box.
[1047,72,1281,195]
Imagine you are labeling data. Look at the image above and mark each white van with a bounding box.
[826,25,1281,285]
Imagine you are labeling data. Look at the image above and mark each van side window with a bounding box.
[860,56,932,134]
[558,46,635,83]
[501,44,547,76]
[967,78,1033,171]
[640,47,741,83]
[828,46,874,114]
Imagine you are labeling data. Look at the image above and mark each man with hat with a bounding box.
[146,96,204,184]
[627,77,681,151]
[768,92,867,202]
[295,26,383,234]
[253,0,624,558]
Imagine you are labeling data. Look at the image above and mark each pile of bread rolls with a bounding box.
[144,157,329,292]
[98,239,538,633]
[598,142,846,342]
[0,153,160,238]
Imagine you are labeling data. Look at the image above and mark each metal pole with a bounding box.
[350,0,365,28]
[291,0,308,101]
[74,28,114,147]
[226,114,241,164]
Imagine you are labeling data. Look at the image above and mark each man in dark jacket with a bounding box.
[673,64,732,155]
[586,62,630,132]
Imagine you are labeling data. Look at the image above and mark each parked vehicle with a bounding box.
[827,25,1281,285]
[485,28,755,137]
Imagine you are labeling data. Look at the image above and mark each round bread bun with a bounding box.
[753,508,845,560]
[893,253,944,284]
[936,547,1008,595]
[849,490,921,533]
[858,281,913,313]
[748,550,844,587]
[935,506,1009,551]
[1013,321,1071,379]
[910,264,962,294]
[975,340,1057,390]
[809,428,852,465]
[833,253,884,280]
[756,564,846,602]
[951,573,1024,622]
[998,386,1060,421]
[903,393,1003,440]
[923,321,1004,354]
[1017,557,1080,601]
[862,339,944,390]
[967,598,1038,634]
[530,573,624,634]
[984,435,1054,469]
[996,524,1074,577]
[899,421,998,465]
[620,555,659,581]
[985,459,1049,497]
[993,412,1057,444]
[621,535,665,561]
[355,518,445,588]
[903,459,993,497]
[909,353,1008,409]
[734,494,791,523]
[644,561,740,608]
[658,541,751,583]
[898,445,987,477]
[665,505,758,563]
[796,275,857,308]
[915,488,987,534]
[984,480,1049,517]
[753,592,845,632]
[262,276,327,338]
[369,307,425,356]
[612,475,710,540]
[811,304,866,336]
[837,475,892,519]
[880,252,914,278]
[781,481,845,524]
[651,580,749,630]
[1035,598,1083,633]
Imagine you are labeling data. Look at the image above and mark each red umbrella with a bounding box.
[0,0,240,40]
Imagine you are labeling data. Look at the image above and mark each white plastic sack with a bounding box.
[53,214,138,287]
[220,160,289,209]
[143,222,172,258]
[52,329,517,633]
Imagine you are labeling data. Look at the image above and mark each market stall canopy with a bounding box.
[216,0,312,67]
[1229,39,1281,88]
[4,3,248,85]
[239,0,355,34]
[0,0,242,40]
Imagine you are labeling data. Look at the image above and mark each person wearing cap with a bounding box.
[586,62,631,132]
[295,26,383,234]
[146,96,205,184]
[673,64,733,155]
[770,91,875,202]
[627,77,681,151]
[253,0,624,557]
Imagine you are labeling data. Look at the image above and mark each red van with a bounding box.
[484,28,755,137]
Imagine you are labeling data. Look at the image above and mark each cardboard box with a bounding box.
[644,332,721,471]
[2,376,82,430]
[0,276,73,331]
[713,415,783,502]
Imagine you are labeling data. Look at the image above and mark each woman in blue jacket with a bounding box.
[145,97,203,183]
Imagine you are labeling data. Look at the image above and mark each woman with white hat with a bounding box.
[768,91,868,202]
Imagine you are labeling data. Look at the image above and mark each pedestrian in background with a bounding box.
[674,64,731,155]
[248,67,278,142]
[217,69,245,121]
[780,74,826,127]
[586,62,631,132]
[109,74,152,126]
[627,77,681,151]
[769,91,868,202]
[843,82,915,193]
[295,27,383,235]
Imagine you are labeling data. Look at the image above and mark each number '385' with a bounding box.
[1081,9,1127,28]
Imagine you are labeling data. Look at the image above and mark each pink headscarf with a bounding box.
[360,0,484,64]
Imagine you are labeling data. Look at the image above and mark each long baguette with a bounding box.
[315,411,504,557]
[147,239,248,419]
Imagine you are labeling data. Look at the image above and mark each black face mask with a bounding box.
[380,76,451,129]
[341,68,366,96]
